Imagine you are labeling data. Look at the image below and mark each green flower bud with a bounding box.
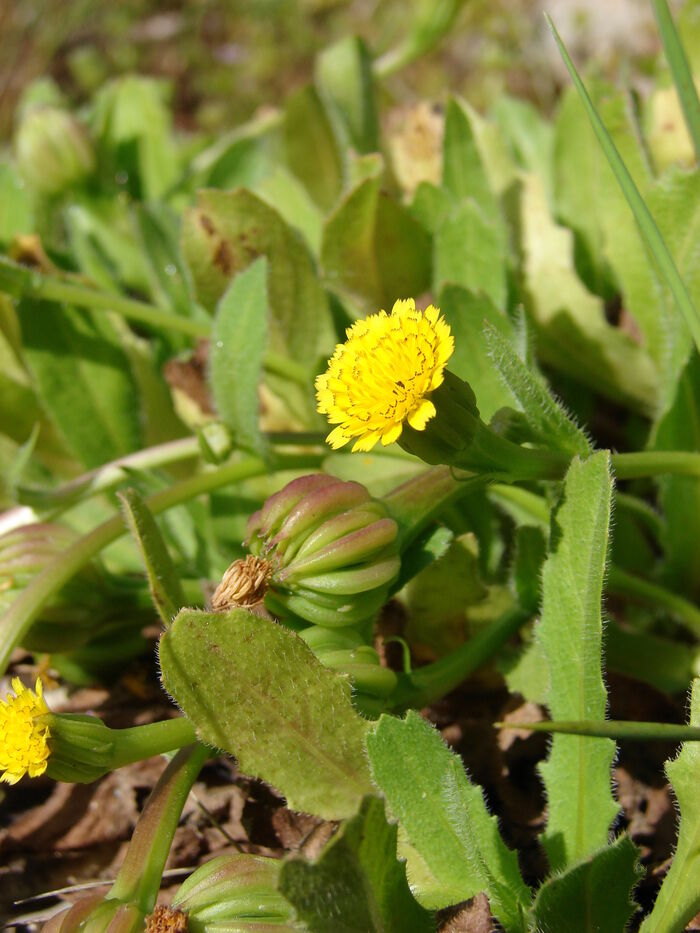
[0,673,197,786]
[172,854,298,931]
[399,371,567,481]
[0,523,149,654]
[297,626,397,700]
[221,475,400,630]
[46,713,197,784]
[14,106,95,196]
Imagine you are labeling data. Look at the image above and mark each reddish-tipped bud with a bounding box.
[214,475,400,630]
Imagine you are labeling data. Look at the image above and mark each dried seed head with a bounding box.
[146,905,189,933]
[211,555,273,611]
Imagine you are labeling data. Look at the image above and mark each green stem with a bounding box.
[498,719,700,742]
[471,422,570,481]
[383,465,487,549]
[109,743,209,914]
[18,436,201,511]
[608,566,700,640]
[108,718,198,768]
[0,454,320,675]
[0,258,210,338]
[388,606,530,711]
[612,450,700,479]
[18,432,328,514]
[0,257,310,387]
[489,483,549,525]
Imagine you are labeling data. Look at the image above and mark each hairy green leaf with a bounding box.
[280,797,433,933]
[533,835,641,933]
[321,173,431,315]
[434,200,507,309]
[537,452,619,870]
[284,85,344,212]
[209,257,268,456]
[119,487,185,627]
[438,286,514,421]
[641,678,700,933]
[17,299,142,467]
[442,97,500,218]
[316,36,378,155]
[159,608,375,820]
[181,188,331,362]
[483,319,591,457]
[366,710,530,927]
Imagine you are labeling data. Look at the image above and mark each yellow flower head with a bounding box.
[315,298,454,452]
[0,677,50,784]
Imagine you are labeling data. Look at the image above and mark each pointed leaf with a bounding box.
[366,710,530,928]
[119,488,185,627]
[438,286,515,422]
[17,299,142,467]
[284,85,344,212]
[483,320,591,457]
[533,835,641,933]
[181,188,330,362]
[209,257,268,456]
[280,797,433,933]
[321,173,431,315]
[654,352,700,601]
[537,452,619,870]
[434,200,507,309]
[159,608,375,820]
[316,36,379,154]
[442,97,500,218]
[518,171,658,413]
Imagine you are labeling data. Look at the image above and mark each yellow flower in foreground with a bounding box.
[0,677,50,783]
[316,298,454,452]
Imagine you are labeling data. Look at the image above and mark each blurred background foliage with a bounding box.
[0,0,673,143]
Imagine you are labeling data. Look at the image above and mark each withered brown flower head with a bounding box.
[211,554,273,611]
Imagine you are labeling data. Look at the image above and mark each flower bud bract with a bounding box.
[172,854,298,931]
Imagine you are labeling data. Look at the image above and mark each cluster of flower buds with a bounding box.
[210,475,401,709]
[217,474,401,631]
